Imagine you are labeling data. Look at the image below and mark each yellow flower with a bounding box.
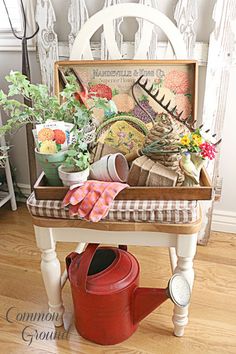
[192,134,202,146]
[39,140,57,154]
[180,135,190,146]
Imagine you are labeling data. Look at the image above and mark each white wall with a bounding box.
[0,0,235,233]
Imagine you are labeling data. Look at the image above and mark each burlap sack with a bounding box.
[137,158,156,186]
[146,162,178,187]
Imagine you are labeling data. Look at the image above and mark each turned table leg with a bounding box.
[34,226,64,327]
[172,233,198,337]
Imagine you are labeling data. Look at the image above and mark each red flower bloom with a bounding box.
[200,142,216,160]
[53,129,66,144]
[89,84,112,100]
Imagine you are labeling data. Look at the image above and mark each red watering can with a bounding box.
[66,244,191,345]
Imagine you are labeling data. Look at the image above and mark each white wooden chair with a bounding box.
[31,3,201,338]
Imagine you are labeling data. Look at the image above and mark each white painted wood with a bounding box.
[36,0,59,94]
[203,0,236,179]
[173,303,189,337]
[172,233,197,336]
[0,112,17,211]
[70,4,187,60]
[199,0,236,244]
[40,247,64,327]
[35,226,64,327]
[174,0,198,58]
[169,247,177,273]
[134,0,159,60]
[101,0,123,60]
[0,192,11,207]
[2,157,17,210]
[0,36,210,65]
[102,21,123,60]
[68,0,89,53]
[52,228,177,247]
[35,225,54,249]
[60,40,208,64]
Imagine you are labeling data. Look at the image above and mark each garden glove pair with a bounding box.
[62,180,128,222]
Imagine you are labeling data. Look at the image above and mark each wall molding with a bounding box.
[0,33,36,52]
[0,38,208,65]
[17,183,31,198]
[212,209,236,234]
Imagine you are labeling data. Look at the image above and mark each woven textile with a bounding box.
[27,193,199,224]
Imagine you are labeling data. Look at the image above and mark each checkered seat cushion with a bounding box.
[27,193,199,224]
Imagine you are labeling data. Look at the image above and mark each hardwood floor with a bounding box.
[0,203,235,354]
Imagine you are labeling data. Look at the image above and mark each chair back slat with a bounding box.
[36,0,59,94]
[101,0,123,60]
[174,0,198,58]
[135,0,159,60]
[68,0,89,52]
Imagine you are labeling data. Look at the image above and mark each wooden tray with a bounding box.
[34,168,213,201]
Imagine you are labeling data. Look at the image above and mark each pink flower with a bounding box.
[117,131,126,138]
[200,142,216,160]
[126,141,134,150]
[175,94,192,120]
[164,70,190,94]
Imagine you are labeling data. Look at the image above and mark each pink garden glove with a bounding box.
[62,180,128,222]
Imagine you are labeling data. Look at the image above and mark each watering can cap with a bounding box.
[167,274,191,307]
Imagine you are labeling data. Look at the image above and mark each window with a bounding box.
[0,0,22,32]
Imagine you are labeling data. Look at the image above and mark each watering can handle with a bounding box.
[77,243,100,292]
[66,251,80,281]
[76,244,127,292]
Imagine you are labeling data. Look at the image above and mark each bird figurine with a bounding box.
[180,152,204,186]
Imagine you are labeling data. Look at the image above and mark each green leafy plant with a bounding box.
[0,72,110,172]
[0,72,113,135]
[62,137,90,172]
[0,71,94,135]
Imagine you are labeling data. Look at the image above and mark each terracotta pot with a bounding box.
[35,149,67,186]
[90,153,129,182]
[58,165,90,186]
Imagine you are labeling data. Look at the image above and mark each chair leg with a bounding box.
[34,226,64,327]
[5,158,17,211]
[172,233,198,337]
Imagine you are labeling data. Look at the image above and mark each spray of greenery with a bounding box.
[0,71,107,171]
[0,71,93,134]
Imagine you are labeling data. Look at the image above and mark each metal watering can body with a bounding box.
[66,244,191,345]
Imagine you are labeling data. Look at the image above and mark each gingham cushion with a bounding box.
[27,193,199,224]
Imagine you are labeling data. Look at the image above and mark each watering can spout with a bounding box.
[133,274,191,325]
[133,287,168,324]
